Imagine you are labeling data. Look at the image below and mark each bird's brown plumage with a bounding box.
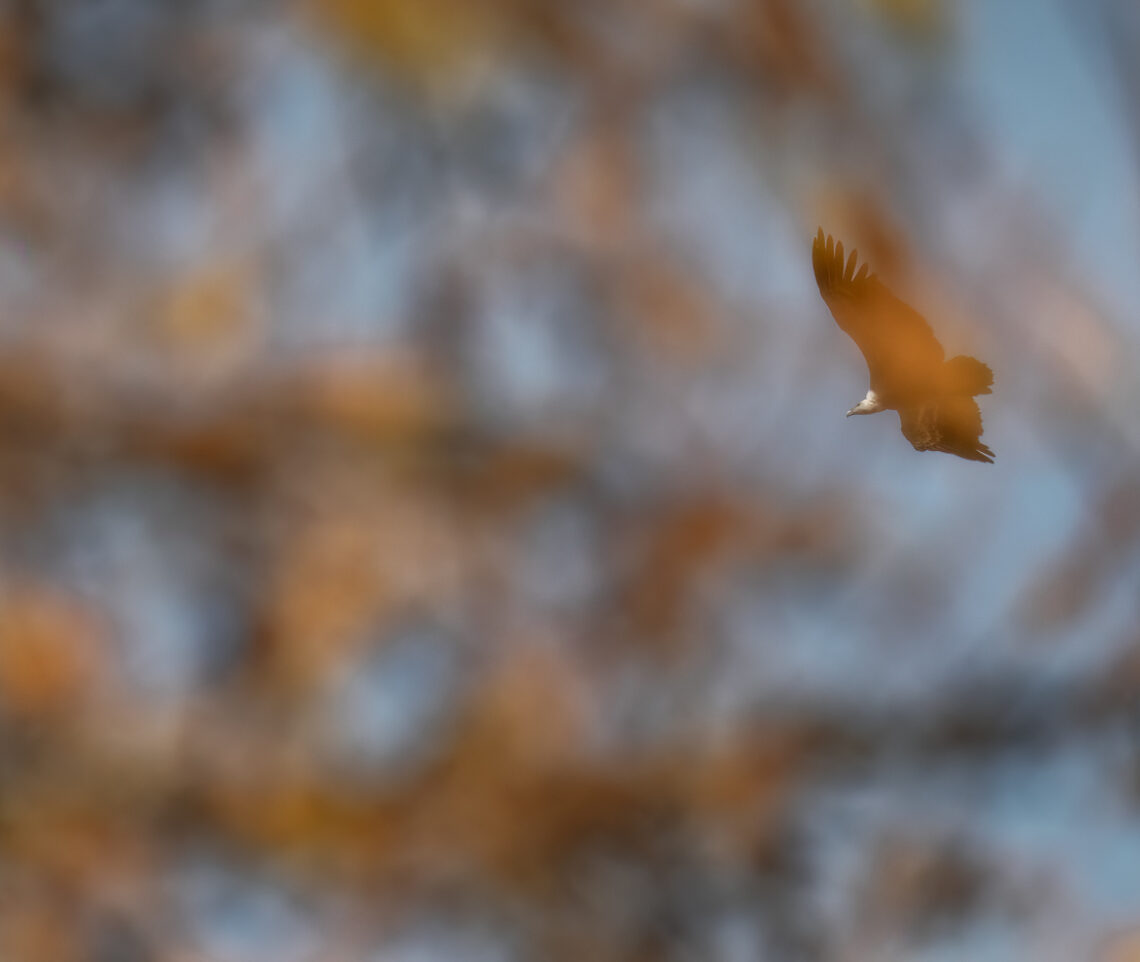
[811,229,995,463]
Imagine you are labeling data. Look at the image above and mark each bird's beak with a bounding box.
[845,409,855,417]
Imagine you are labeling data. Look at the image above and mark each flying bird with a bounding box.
[811,229,995,463]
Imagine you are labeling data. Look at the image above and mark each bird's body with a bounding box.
[811,229,995,463]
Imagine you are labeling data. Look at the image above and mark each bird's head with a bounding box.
[846,391,884,417]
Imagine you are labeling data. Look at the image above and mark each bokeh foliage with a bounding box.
[2,1,1140,960]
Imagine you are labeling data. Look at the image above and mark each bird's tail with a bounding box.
[944,355,993,396]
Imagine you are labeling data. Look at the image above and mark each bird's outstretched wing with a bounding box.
[811,228,945,394]
[898,398,994,463]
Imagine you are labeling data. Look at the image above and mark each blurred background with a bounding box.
[3,0,1140,959]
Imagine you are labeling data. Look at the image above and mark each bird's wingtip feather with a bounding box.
[813,229,879,294]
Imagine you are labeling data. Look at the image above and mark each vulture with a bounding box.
[811,229,995,463]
